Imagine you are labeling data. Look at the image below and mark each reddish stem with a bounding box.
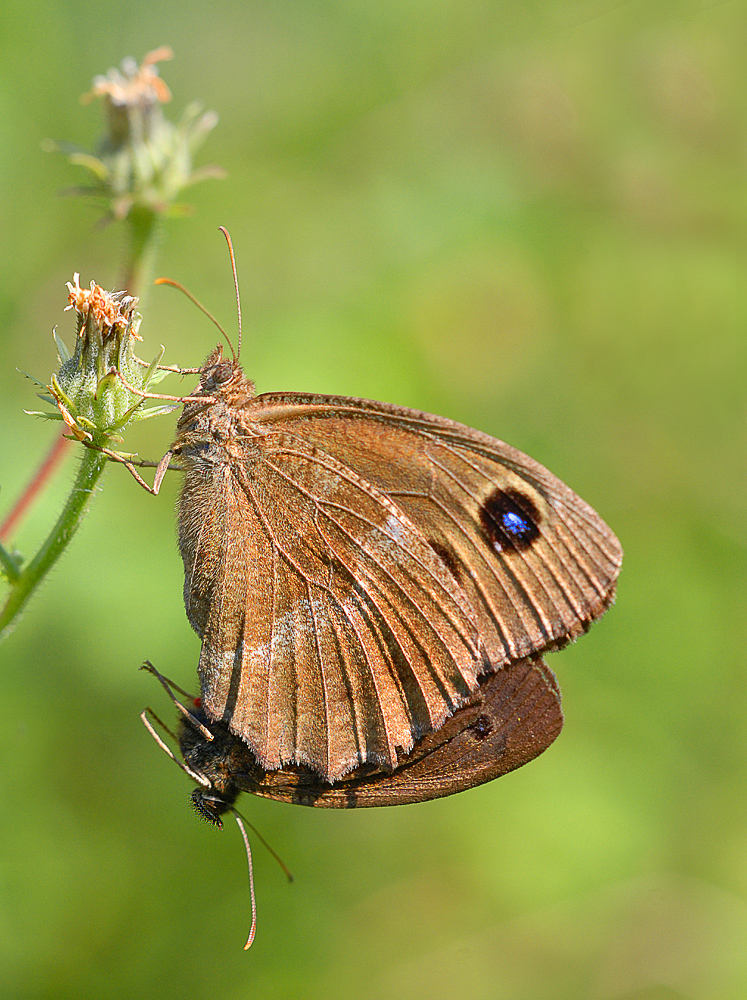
[0,433,71,543]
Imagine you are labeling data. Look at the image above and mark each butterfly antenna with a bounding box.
[141,660,198,702]
[154,277,237,360]
[232,805,294,884]
[228,810,257,949]
[219,226,241,361]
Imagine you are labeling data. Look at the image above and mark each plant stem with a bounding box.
[0,447,108,640]
[0,207,163,639]
[121,207,161,301]
[0,432,72,545]
[0,542,21,583]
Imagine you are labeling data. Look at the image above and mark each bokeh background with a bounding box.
[1,2,746,998]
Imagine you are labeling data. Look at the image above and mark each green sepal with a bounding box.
[67,152,110,181]
[49,374,77,414]
[142,346,165,388]
[145,367,173,386]
[53,328,72,363]
[136,404,177,421]
[18,370,50,390]
[23,410,65,421]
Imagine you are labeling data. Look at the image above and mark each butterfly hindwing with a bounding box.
[177,656,564,808]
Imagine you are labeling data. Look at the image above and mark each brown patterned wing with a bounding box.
[249,393,622,666]
[178,392,620,784]
[178,433,486,783]
[178,657,563,808]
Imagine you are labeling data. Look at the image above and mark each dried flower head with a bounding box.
[51,47,223,221]
[83,45,174,152]
[26,276,173,457]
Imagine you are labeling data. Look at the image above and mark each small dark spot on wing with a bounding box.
[479,488,541,552]
[427,539,462,580]
[470,715,493,740]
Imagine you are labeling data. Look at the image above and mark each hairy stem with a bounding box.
[0,208,163,637]
[0,447,108,640]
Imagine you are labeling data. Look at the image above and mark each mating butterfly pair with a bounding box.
[138,232,621,946]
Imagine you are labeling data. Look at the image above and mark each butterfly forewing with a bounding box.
[178,417,486,781]
[174,369,621,785]
[249,394,621,661]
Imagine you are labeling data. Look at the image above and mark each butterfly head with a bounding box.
[196,345,255,402]
[177,708,255,827]
[190,785,235,828]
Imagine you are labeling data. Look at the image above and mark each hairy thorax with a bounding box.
[175,400,262,472]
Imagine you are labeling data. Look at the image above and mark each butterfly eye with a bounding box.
[203,361,234,390]
[213,362,234,384]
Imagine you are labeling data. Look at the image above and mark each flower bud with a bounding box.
[32,277,170,453]
[54,47,223,221]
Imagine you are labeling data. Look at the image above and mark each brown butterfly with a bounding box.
[140,229,621,790]
[141,653,562,948]
[145,654,562,812]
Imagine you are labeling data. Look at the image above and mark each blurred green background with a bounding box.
[1,2,746,998]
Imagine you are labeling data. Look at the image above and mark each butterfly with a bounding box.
[145,654,563,812]
[140,229,621,791]
[132,230,620,949]
[141,652,563,948]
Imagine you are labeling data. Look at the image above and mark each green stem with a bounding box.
[0,542,21,583]
[121,207,162,301]
[0,204,164,638]
[0,447,108,640]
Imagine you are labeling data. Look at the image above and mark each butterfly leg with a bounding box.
[140,707,211,788]
[82,442,174,494]
[112,367,215,405]
[140,660,215,742]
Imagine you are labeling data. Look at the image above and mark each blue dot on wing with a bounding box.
[502,510,530,536]
[478,488,541,551]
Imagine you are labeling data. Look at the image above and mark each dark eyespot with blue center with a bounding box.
[503,510,530,535]
[479,488,541,552]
